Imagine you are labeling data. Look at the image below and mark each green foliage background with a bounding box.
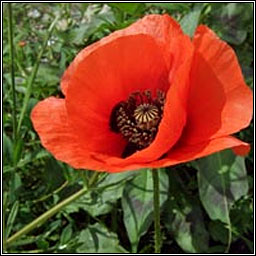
[3,3,253,253]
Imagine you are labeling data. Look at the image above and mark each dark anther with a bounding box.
[110,89,166,158]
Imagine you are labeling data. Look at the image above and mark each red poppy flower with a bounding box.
[31,14,252,173]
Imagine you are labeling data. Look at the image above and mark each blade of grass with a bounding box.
[17,15,59,134]
[6,201,19,239]
[7,3,17,142]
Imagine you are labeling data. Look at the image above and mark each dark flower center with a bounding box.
[110,90,166,158]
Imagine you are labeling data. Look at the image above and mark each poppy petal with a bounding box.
[61,14,183,95]
[182,25,253,144]
[93,136,250,172]
[104,35,194,165]
[31,97,106,171]
[66,34,169,157]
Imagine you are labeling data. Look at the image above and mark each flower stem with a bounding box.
[7,3,17,142]
[6,171,100,247]
[17,15,59,134]
[152,169,161,253]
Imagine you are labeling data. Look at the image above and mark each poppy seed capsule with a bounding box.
[110,89,165,157]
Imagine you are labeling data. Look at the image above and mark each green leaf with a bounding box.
[10,237,40,247]
[37,64,60,87]
[207,245,227,253]
[13,138,24,166]
[60,224,73,245]
[3,132,13,165]
[180,4,203,37]
[147,3,190,12]
[208,220,228,244]
[77,223,128,253]
[222,29,247,45]
[197,150,248,224]
[36,238,49,250]
[15,85,26,94]
[209,3,252,45]
[122,169,169,252]
[6,201,19,238]
[166,200,209,253]
[12,173,22,193]
[108,3,145,15]
[43,157,65,194]
[163,169,209,253]
[42,219,62,239]
[26,98,38,115]
[69,7,115,45]
[65,171,136,216]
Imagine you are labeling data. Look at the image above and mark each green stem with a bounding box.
[7,3,17,142]
[32,180,68,203]
[17,15,59,134]
[225,215,232,253]
[3,193,8,252]
[152,169,161,253]
[6,171,100,247]
[81,171,89,188]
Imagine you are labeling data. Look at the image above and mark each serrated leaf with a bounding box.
[197,150,248,224]
[180,4,203,37]
[77,223,128,253]
[122,169,169,252]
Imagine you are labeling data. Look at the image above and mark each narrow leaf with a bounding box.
[60,224,73,245]
[3,132,13,165]
[6,201,19,238]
